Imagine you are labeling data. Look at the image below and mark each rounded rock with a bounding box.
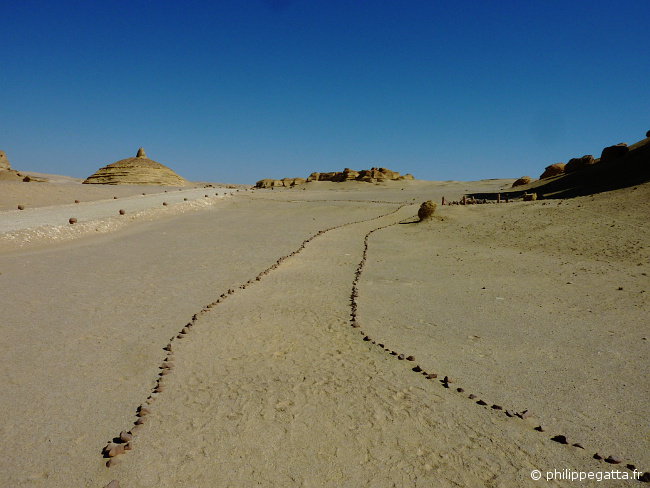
[119,431,133,442]
[69,217,77,224]
[119,209,125,215]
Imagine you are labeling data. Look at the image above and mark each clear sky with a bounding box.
[1,0,648,184]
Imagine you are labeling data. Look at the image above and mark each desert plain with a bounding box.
[0,175,648,487]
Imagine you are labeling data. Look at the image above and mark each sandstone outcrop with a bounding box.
[540,163,565,179]
[257,167,413,188]
[600,143,628,163]
[307,167,412,183]
[0,150,10,171]
[255,177,306,188]
[512,176,532,187]
[564,155,596,173]
[83,148,188,186]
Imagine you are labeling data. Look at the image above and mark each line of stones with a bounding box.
[349,221,649,483]
[100,204,409,469]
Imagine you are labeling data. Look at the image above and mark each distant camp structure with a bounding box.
[83,148,188,186]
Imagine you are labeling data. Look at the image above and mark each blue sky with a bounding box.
[1,0,648,184]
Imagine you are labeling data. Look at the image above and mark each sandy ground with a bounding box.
[0,177,647,487]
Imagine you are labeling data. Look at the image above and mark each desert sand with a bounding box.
[0,177,648,487]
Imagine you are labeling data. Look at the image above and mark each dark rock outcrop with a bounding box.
[564,155,596,173]
[600,143,628,163]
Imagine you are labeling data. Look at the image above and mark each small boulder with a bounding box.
[418,200,437,221]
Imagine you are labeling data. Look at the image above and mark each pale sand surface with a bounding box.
[0,178,647,487]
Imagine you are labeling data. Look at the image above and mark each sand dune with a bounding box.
[0,178,647,487]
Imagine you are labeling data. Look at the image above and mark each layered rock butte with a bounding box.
[83,148,188,186]
[256,167,414,188]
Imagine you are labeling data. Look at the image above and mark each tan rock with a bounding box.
[540,163,565,179]
[418,201,437,221]
[83,148,188,186]
[512,176,532,187]
[0,150,10,171]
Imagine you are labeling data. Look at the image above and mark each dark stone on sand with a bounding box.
[491,404,503,410]
[137,406,151,416]
[412,365,422,372]
[534,425,545,432]
[468,394,477,399]
[406,356,415,361]
[74,199,80,203]
[605,456,623,464]
[593,453,603,460]
[398,354,405,360]
[456,388,464,393]
[476,400,487,406]
[363,336,370,341]
[573,443,584,449]
[443,376,453,383]
[640,472,650,483]
[505,410,515,417]
[69,217,77,224]
[17,205,24,210]
[163,202,168,206]
[119,209,125,215]
[551,435,568,444]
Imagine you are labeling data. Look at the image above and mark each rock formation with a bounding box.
[306,167,413,183]
[84,148,188,186]
[0,150,41,181]
[540,163,565,179]
[417,200,437,221]
[0,150,10,171]
[256,167,412,188]
[255,177,306,188]
[512,176,532,187]
[564,155,596,173]
[600,143,628,163]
